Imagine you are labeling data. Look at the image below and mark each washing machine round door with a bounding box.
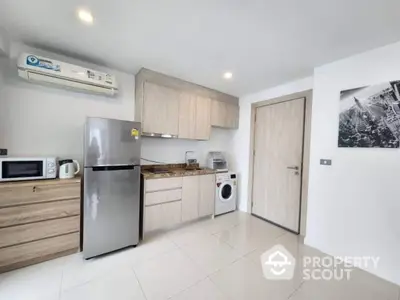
[219,182,233,202]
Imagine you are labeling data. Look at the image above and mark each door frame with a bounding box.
[247,90,313,236]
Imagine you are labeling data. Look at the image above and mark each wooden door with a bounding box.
[143,82,180,135]
[181,176,199,222]
[252,98,305,233]
[178,92,197,139]
[195,96,211,140]
[198,174,215,217]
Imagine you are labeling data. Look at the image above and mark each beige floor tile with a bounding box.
[217,211,253,224]
[179,233,242,275]
[244,232,303,262]
[214,217,286,256]
[0,257,65,300]
[343,267,399,300]
[169,278,228,300]
[62,233,177,291]
[61,252,118,291]
[291,279,378,300]
[110,232,178,266]
[134,248,207,300]
[198,211,252,235]
[61,266,145,300]
[290,264,400,300]
[2,212,399,300]
[245,232,327,283]
[192,217,237,235]
[210,257,302,300]
[167,224,212,248]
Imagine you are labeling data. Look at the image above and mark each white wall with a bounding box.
[305,41,400,285]
[233,77,314,211]
[0,42,235,168]
[0,43,135,165]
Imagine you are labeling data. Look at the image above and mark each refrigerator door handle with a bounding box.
[91,165,137,172]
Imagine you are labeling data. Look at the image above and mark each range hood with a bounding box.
[142,132,178,139]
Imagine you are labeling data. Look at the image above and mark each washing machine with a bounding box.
[215,172,237,216]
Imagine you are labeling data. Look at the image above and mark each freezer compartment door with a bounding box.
[83,165,140,259]
[84,117,141,166]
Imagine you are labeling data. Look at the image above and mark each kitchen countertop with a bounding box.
[141,163,216,179]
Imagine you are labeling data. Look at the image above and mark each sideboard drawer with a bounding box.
[0,199,80,228]
[0,216,80,248]
[0,232,80,273]
[0,183,80,208]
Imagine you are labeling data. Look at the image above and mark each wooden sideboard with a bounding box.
[0,178,81,273]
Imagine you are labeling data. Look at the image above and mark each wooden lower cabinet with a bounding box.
[144,175,215,234]
[181,176,200,222]
[145,201,182,232]
[0,178,81,273]
[198,174,216,217]
[182,174,215,221]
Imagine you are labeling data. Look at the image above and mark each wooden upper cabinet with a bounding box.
[135,69,239,138]
[178,94,211,140]
[178,92,197,139]
[226,102,239,129]
[142,82,180,135]
[211,100,239,129]
[195,96,211,140]
[211,100,226,128]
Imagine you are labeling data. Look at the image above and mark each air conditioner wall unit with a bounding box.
[17,53,118,96]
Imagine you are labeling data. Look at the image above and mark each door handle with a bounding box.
[287,166,299,170]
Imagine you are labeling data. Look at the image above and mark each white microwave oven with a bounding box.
[0,157,57,182]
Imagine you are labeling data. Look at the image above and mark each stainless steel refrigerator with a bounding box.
[83,117,141,259]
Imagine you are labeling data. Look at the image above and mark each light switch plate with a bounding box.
[320,159,332,166]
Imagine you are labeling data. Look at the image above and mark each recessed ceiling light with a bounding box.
[223,72,233,79]
[78,9,94,24]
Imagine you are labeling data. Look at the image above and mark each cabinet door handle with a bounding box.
[287,166,299,170]
[32,186,36,192]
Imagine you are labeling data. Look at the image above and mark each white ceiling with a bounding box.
[1,0,400,96]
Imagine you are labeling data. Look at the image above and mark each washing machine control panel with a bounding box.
[216,172,237,182]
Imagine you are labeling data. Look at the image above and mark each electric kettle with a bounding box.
[59,159,80,179]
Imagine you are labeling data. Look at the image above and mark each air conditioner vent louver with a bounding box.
[17,53,118,96]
